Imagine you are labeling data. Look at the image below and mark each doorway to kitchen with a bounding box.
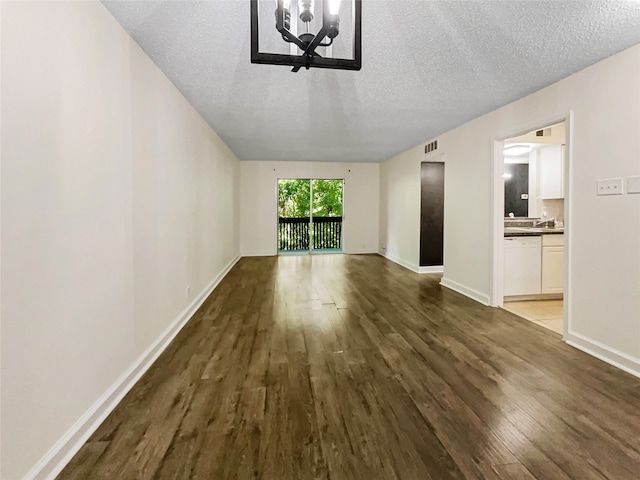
[495,120,569,336]
[277,179,343,254]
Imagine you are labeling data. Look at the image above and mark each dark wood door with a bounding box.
[420,162,444,267]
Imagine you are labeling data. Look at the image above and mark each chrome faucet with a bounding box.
[534,217,555,228]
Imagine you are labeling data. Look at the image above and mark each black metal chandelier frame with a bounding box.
[250,0,362,72]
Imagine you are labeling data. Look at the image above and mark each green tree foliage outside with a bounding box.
[278,179,310,218]
[278,179,343,218]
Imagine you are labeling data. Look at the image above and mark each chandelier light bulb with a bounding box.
[298,0,315,22]
[276,0,292,9]
[329,0,342,15]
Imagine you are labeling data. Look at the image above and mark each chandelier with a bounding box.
[250,0,362,72]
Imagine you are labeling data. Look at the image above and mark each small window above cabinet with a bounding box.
[538,145,564,199]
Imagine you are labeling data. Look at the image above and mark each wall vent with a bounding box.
[425,140,438,154]
[536,128,552,137]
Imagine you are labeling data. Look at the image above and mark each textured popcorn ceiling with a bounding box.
[102,0,640,162]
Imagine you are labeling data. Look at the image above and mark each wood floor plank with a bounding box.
[57,254,640,480]
[310,355,367,480]
[259,362,294,480]
[286,353,326,480]
[54,441,110,480]
[492,462,537,479]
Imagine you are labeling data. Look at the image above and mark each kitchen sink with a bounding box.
[505,227,564,233]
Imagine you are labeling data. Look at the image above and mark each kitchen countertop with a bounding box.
[504,227,564,237]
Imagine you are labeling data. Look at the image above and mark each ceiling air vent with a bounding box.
[536,128,552,137]
[425,140,438,154]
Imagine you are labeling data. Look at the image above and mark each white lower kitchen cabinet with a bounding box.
[542,235,564,293]
[504,236,542,296]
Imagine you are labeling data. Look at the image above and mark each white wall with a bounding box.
[240,161,379,256]
[0,2,240,479]
[380,44,640,372]
[378,153,424,272]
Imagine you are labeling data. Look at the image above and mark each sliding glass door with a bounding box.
[278,179,343,254]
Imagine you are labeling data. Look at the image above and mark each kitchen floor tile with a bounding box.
[502,299,563,334]
[540,318,563,334]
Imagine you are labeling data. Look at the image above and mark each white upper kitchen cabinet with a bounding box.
[538,145,564,199]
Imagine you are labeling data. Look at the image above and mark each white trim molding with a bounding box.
[440,277,491,306]
[380,252,443,275]
[565,331,640,380]
[418,265,444,274]
[25,255,241,480]
[345,248,379,255]
[379,251,419,273]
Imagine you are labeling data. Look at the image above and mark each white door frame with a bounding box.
[490,111,573,340]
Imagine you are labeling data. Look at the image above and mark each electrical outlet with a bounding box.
[597,178,623,196]
[186,285,191,299]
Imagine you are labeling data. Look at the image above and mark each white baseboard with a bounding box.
[440,277,491,306]
[379,251,419,273]
[25,255,241,480]
[345,248,378,255]
[565,331,640,379]
[378,251,442,273]
[418,265,444,274]
[504,293,563,302]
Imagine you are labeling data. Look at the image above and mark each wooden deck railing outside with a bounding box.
[278,217,342,251]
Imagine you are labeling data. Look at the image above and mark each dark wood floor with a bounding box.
[57,254,640,480]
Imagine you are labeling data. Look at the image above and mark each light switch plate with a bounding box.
[597,178,623,196]
[628,176,640,194]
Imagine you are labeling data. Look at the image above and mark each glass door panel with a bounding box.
[311,179,343,252]
[278,179,310,253]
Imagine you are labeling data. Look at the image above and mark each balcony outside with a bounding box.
[278,179,343,253]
